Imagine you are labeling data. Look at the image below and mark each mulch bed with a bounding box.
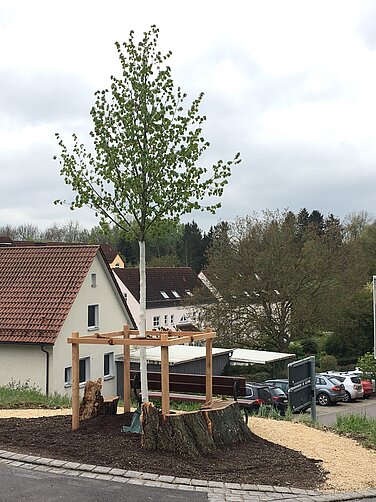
[0,413,327,489]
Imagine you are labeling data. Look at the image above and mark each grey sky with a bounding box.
[1,0,376,232]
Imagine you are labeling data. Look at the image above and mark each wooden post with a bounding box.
[205,328,213,404]
[123,325,131,413]
[161,332,170,416]
[71,331,80,431]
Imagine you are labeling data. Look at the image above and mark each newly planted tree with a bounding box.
[55,26,240,401]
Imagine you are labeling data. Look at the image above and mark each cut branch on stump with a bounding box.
[141,400,252,458]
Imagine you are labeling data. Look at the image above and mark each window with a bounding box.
[64,357,90,387]
[115,263,120,268]
[91,273,97,288]
[160,291,169,299]
[164,315,168,325]
[104,352,114,379]
[170,314,174,325]
[79,357,90,384]
[88,304,99,329]
[64,366,72,387]
[185,289,193,297]
[171,290,180,298]
[153,316,160,327]
[180,315,187,322]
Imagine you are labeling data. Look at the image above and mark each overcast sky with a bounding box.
[1,0,376,233]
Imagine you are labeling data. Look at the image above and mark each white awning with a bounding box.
[230,348,295,365]
[117,345,233,366]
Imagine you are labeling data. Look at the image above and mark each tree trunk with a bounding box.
[138,240,149,402]
[79,378,104,421]
[141,400,252,458]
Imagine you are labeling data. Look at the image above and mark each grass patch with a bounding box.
[0,380,71,409]
[333,413,376,450]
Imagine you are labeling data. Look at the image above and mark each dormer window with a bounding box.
[160,291,169,299]
[171,290,180,298]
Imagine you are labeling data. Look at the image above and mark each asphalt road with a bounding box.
[0,463,208,502]
[313,396,376,426]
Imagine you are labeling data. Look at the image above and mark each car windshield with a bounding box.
[270,387,285,396]
[350,376,361,384]
[328,377,342,385]
[332,375,344,382]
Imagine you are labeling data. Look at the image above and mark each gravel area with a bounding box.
[251,417,376,492]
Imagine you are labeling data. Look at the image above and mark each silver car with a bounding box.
[323,373,363,402]
[315,374,346,406]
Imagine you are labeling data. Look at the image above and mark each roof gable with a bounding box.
[0,245,99,344]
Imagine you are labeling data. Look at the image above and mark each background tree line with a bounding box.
[2,208,376,367]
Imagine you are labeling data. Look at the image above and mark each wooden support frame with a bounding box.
[68,326,216,430]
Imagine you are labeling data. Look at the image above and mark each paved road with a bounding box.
[313,396,376,426]
[0,463,208,502]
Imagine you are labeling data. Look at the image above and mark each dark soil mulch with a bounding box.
[0,413,327,489]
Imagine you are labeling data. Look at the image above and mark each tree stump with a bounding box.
[79,378,104,421]
[141,399,252,457]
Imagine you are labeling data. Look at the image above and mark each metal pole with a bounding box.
[310,356,317,422]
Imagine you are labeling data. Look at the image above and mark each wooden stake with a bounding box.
[71,331,80,431]
[123,325,131,413]
[161,332,170,416]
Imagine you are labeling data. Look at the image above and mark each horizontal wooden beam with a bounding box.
[68,331,216,346]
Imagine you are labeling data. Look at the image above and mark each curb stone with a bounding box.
[0,450,375,501]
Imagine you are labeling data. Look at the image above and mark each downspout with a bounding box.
[41,345,49,395]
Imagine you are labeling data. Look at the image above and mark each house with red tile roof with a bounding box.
[100,244,125,269]
[113,267,205,332]
[0,245,135,396]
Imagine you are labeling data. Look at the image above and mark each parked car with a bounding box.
[266,385,288,415]
[243,382,287,415]
[263,379,289,395]
[315,374,347,406]
[360,378,373,398]
[337,370,373,399]
[322,372,363,402]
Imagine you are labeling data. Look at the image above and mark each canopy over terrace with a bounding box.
[68,326,215,430]
[230,348,295,365]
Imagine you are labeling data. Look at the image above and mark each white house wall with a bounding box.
[0,344,46,391]
[51,254,132,397]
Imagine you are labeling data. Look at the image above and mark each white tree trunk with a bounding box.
[139,240,149,402]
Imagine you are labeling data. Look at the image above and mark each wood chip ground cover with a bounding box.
[0,409,375,492]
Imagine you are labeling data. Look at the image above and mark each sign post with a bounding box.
[288,356,316,420]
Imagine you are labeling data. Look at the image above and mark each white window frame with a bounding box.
[160,291,169,299]
[64,357,90,388]
[104,352,115,380]
[170,314,174,325]
[164,314,168,325]
[153,316,160,328]
[88,304,99,330]
[79,357,90,386]
[171,290,180,298]
[64,366,72,387]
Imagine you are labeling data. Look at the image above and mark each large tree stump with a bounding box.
[141,400,252,457]
[79,378,104,421]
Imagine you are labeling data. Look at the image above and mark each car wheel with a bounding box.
[342,391,352,403]
[317,393,330,406]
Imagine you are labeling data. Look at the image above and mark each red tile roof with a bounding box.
[0,245,99,344]
[114,267,203,309]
